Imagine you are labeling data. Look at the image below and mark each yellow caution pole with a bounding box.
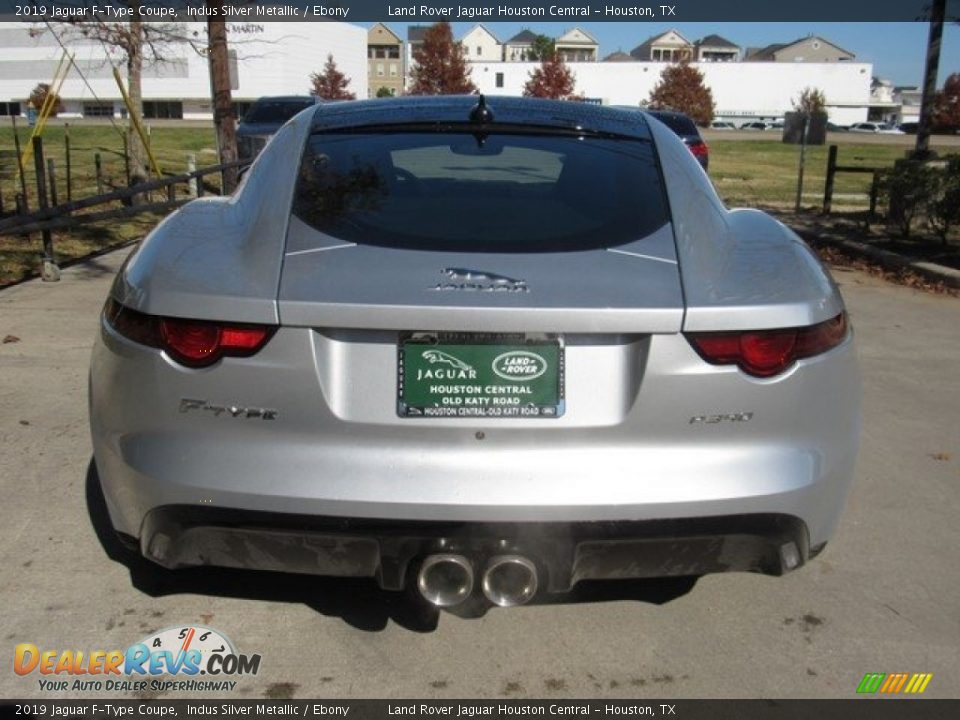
[112,66,161,178]
[19,51,68,169]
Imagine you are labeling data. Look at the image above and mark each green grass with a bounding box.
[0,123,219,206]
[709,139,909,209]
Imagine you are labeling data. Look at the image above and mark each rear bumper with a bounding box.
[138,506,812,592]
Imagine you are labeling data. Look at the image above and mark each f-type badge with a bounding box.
[430,267,529,293]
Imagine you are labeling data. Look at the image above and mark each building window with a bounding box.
[83,102,113,118]
[143,101,183,120]
[477,46,482,56]
[390,64,397,77]
[495,73,504,88]
[377,63,384,77]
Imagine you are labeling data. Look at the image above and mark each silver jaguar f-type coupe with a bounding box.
[89,96,860,610]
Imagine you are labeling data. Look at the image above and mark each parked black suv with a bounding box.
[237,96,320,162]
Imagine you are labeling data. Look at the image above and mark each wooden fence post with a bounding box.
[95,152,103,195]
[187,154,197,198]
[32,137,59,281]
[12,115,29,212]
[822,144,838,215]
[122,134,131,187]
[64,122,72,203]
[868,171,881,227]
[47,158,58,207]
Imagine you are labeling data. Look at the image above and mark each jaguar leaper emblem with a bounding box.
[430,268,529,293]
[421,350,473,372]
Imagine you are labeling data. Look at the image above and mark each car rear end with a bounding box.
[647,110,709,170]
[90,98,858,609]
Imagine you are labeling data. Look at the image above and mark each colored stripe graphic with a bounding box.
[879,673,908,693]
[857,673,886,693]
[857,672,933,694]
[904,673,933,694]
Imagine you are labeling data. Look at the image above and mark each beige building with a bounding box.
[461,25,502,63]
[745,36,855,63]
[367,23,404,97]
[555,28,599,63]
[630,29,694,62]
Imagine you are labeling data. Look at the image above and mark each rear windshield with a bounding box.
[292,130,668,253]
[243,100,314,124]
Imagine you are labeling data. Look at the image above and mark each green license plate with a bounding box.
[398,333,565,419]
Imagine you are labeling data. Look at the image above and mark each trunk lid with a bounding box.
[277,216,684,333]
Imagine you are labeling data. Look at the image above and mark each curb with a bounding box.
[790,226,960,289]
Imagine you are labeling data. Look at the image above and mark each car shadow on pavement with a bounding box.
[86,460,698,633]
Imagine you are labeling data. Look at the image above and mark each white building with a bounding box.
[0,21,367,120]
[473,60,874,126]
[461,25,502,63]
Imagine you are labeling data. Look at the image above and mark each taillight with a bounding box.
[688,140,709,157]
[103,299,273,368]
[686,313,848,378]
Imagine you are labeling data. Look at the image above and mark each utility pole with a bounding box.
[913,0,946,159]
[207,3,238,194]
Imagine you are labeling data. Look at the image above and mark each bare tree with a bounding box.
[42,1,206,184]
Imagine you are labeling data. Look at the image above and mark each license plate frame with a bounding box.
[397,332,565,419]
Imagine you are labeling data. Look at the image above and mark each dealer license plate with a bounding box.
[398,333,565,419]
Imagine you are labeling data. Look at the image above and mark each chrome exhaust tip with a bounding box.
[417,554,474,608]
[481,555,538,607]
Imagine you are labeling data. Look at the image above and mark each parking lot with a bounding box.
[1,247,957,699]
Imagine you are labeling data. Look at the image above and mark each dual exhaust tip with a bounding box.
[417,553,538,608]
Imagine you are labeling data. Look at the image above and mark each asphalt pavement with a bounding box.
[0,248,957,700]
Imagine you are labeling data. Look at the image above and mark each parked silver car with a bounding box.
[90,97,860,611]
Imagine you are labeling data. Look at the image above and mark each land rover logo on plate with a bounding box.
[492,351,548,381]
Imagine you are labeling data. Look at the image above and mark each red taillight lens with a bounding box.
[160,319,271,367]
[687,313,848,378]
[104,299,273,368]
[689,141,709,157]
[160,320,222,363]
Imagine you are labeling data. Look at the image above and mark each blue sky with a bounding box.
[364,22,960,87]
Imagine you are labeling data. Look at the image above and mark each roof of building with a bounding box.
[745,43,788,61]
[462,24,500,43]
[603,51,634,62]
[746,35,854,61]
[556,27,599,45]
[368,22,402,44]
[695,34,739,49]
[506,29,539,44]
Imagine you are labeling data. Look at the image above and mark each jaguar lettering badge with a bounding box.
[492,351,548,381]
[430,268,529,293]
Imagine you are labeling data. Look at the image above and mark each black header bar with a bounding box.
[0,0,947,23]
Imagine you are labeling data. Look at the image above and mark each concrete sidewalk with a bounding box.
[1,249,958,700]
